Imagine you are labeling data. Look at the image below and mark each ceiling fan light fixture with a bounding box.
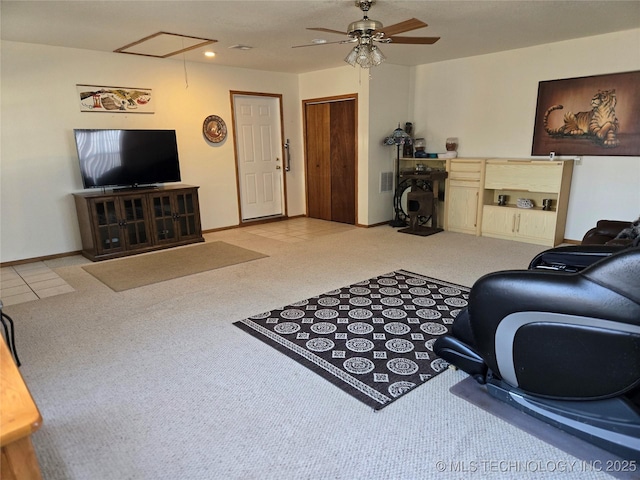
[344,42,385,69]
[301,0,437,68]
[344,45,360,67]
[369,44,385,66]
[348,18,383,36]
[357,45,373,68]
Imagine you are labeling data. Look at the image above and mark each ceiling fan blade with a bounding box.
[307,27,346,35]
[292,39,354,48]
[379,18,427,37]
[387,36,440,45]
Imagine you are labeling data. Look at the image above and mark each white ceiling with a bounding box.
[2,0,639,74]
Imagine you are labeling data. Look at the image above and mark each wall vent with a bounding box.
[380,171,394,193]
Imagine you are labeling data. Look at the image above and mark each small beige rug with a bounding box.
[83,241,268,291]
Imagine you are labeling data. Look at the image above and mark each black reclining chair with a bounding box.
[528,234,639,273]
[434,246,640,460]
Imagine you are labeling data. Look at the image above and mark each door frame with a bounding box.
[230,91,288,225]
[302,93,358,224]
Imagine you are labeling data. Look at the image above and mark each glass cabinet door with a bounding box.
[175,192,200,239]
[92,198,125,255]
[151,194,177,243]
[122,196,152,249]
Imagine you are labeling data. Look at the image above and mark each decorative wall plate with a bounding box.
[203,115,227,143]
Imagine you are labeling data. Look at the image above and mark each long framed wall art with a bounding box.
[77,85,153,113]
[531,71,640,157]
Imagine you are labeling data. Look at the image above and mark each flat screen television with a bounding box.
[74,129,181,189]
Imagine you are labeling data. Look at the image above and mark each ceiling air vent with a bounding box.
[229,45,253,51]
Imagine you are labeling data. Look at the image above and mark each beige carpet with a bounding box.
[82,241,268,291]
[450,377,634,479]
[23,226,579,480]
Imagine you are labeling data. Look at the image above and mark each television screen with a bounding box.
[74,129,181,188]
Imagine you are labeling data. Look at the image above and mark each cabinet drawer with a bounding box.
[448,161,483,181]
[449,178,480,187]
[485,161,563,192]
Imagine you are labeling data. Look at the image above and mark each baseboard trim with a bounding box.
[202,215,312,235]
[1,250,83,268]
[202,225,240,234]
[359,221,390,228]
[4,215,372,266]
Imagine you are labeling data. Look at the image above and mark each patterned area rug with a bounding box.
[234,270,470,410]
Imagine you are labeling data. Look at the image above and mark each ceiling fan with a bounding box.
[293,0,440,68]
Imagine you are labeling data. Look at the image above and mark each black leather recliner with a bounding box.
[582,219,635,246]
[434,246,640,460]
[528,236,639,273]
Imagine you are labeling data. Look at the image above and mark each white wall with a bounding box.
[412,29,640,240]
[0,41,303,262]
[368,64,412,225]
[3,30,640,262]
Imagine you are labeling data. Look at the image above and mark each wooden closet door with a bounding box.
[330,100,356,224]
[305,103,331,220]
[305,98,356,224]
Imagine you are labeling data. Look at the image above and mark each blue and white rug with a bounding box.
[234,270,470,410]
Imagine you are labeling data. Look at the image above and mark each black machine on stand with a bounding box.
[397,170,447,237]
[384,124,412,227]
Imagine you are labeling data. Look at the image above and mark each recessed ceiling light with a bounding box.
[204,51,216,57]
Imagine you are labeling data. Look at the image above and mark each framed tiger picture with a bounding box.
[531,71,640,157]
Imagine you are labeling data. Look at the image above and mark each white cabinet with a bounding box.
[482,206,559,245]
[444,158,485,235]
[480,159,573,246]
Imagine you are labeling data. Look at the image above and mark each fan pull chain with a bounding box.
[182,38,189,89]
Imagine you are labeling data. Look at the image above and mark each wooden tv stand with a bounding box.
[73,184,204,261]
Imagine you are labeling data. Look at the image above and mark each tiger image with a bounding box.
[543,89,620,147]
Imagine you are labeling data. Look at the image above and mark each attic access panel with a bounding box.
[114,32,217,58]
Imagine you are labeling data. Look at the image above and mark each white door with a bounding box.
[232,94,285,221]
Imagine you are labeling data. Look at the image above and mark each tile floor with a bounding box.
[1,262,76,307]
[241,217,355,242]
[1,218,356,306]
